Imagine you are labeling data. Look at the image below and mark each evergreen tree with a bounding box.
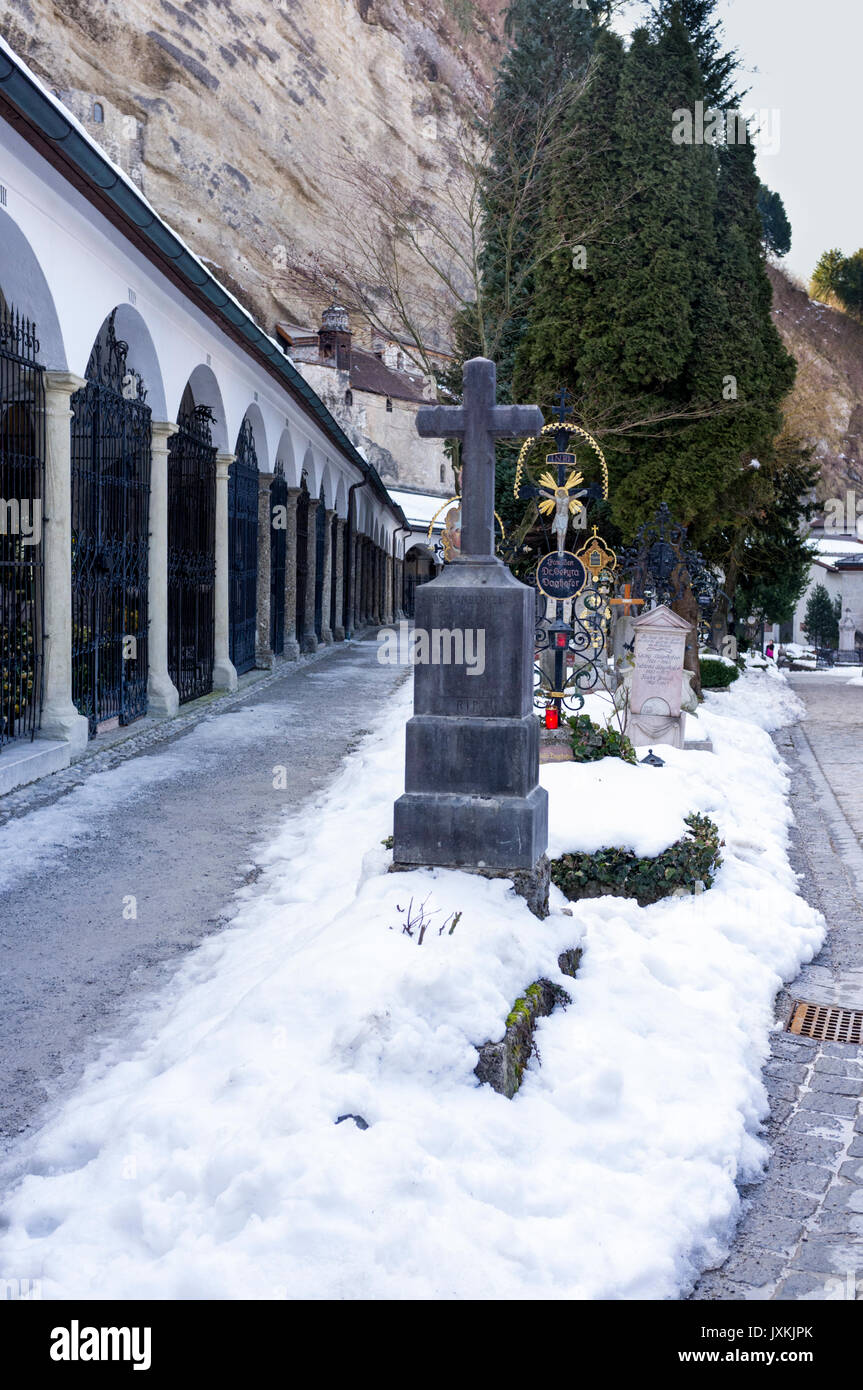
[512,27,626,409]
[728,449,818,626]
[757,184,792,257]
[835,249,863,319]
[470,0,614,529]
[810,248,863,319]
[478,0,603,397]
[649,0,740,106]
[803,582,841,648]
[811,247,846,304]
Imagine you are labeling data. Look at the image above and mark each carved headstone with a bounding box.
[624,605,693,749]
[392,359,548,910]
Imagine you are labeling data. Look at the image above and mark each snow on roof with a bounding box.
[813,535,863,558]
[388,489,453,529]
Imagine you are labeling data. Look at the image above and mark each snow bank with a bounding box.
[702,660,806,730]
[0,670,823,1300]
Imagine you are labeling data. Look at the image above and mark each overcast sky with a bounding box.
[611,0,860,283]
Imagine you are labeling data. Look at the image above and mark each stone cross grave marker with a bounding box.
[624,604,693,749]
[392,358,549,912]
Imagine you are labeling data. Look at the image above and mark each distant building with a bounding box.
[277,304,456,497]
[781,530,863,647]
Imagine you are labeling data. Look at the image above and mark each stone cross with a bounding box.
[394,358,550,915]
[417,358,543,557]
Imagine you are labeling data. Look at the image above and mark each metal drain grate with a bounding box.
[787,1000,863,1045]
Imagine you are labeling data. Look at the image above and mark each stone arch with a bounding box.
[180,364,229,451]
[334,474,349,518]
[0,208,67,368]
[238,402,269,471]
[83,304,167,418]
[274,427,299,486]
[300,443,323,498]
[320,461,338,510]
[355,493,372,539]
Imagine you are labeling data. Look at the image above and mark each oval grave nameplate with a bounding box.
[536,550,587,600]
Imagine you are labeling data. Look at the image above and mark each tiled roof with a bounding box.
[349,349,427,403]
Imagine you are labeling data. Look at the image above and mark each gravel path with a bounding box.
[0,635,406,1153]
[692,672,863,1300]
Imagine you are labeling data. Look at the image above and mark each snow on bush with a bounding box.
[0,669,822,1300]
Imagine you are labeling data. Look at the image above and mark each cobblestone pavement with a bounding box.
[692,672,863,1300]
[0,634,406,1155]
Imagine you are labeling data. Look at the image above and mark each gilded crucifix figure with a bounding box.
[535,466,587,555]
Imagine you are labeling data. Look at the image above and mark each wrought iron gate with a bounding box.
[314,487,325,640]
[0,303,45,748]
[228,418,259,675]
[71,312,151,734]
[270,463,287,655]
[168,397,216,703]
[295,478,309,644]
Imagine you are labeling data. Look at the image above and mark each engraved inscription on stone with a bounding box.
[631,630,687,717]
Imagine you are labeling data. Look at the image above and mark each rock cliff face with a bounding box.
[1,0,503,339]
[769,265,863,506]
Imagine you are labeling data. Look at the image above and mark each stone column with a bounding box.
[384,552,394,625]
[320,507,336,643]
[40,371,90,753]
[395,556,406,620]
[282,486,301,660]
[373,546,383,625]
[302,495,319,653]
[255,470,275,669]
[147,421,181,717]
[347,527,358,636]
[333,518,346,641]
[359,537,369,626]
[213,453,238,691]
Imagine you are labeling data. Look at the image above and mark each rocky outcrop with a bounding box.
[769,264,863,503]
[2,0,503,337]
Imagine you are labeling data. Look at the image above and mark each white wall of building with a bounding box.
[0,118,401,544]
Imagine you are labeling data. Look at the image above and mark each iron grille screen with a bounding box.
[270,463,287,655]
[295,478,309,644]
[314,486,325,640]
[168,398,216,703]
[228,417,258,675]
[0,303,45,748]
[71,311,151,735]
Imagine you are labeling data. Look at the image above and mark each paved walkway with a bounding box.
[692,672,863,1300]
[0,635,405,1156]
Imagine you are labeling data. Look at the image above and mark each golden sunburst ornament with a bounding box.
[514,422,609,503]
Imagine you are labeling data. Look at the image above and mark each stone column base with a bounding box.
[333,625,345,642]
[213,657,238,692]
[282,638,301,661]
[301,634,318,654]
[255,647,275,671]
[393,786,547,875]
[39,703,89,757]
[320,626,334,645]
[147,671,180,718]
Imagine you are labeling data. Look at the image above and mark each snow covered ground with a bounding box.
[0,667,824,1299]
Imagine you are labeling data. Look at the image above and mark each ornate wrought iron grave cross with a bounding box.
[417,358,543,557]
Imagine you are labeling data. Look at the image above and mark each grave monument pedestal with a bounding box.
[392,358,549,915]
